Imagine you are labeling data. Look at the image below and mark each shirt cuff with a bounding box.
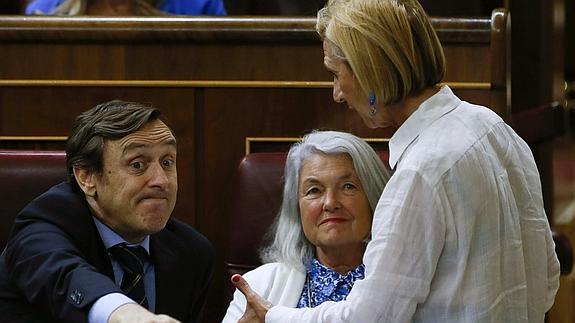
[88,293,135,323]
[267,306,294,323]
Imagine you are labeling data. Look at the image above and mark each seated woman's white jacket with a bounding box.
[222,262,306,323]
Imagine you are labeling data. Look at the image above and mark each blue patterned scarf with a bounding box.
[297,257,365,308]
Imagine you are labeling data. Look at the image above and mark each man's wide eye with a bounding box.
[130,162,144,169]
[163,159,175,167]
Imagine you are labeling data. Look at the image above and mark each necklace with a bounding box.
[306,274,313,308]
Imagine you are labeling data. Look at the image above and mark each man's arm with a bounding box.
[108,303,181,323]
[5,220,186,323]
[4,220,121,322]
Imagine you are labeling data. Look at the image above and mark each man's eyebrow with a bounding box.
[122,138,177,155]
[163,138,177,147]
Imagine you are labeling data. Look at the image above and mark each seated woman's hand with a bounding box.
[231,274,272,323]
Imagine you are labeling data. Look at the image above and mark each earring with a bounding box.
[369,92,376,116]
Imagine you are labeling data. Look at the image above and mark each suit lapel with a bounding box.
[150,232,180,315]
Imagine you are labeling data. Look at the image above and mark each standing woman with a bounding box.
[232,0,560,322]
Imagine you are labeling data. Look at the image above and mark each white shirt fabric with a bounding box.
[267,86,560,322]
[222,263,305,323]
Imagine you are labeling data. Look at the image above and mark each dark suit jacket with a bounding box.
[0,182,214,323]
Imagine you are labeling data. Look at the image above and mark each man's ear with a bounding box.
[73,167,97,197]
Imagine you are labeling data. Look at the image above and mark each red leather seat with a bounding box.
[0,150,67,249]
[225,152,288,278]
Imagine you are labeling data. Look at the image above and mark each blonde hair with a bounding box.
[317,0,445,105]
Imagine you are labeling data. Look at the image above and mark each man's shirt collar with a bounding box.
[93,217,150,253]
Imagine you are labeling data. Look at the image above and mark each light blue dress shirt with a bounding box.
[88,217,156,323]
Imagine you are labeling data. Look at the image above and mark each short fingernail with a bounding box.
[232,274,241,283]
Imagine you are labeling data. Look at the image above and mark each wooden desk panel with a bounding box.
[0,16,495,82]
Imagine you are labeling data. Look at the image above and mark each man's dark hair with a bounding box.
[65,100,163,192]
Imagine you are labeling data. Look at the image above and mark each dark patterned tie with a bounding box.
[108,244,149,309]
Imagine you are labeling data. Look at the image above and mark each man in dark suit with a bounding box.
[0,100,214,323]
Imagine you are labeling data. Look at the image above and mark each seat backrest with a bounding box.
[0,150,67,249]
[225,152,287,277]
[224,150,390,278]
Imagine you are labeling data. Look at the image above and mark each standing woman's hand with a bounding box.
[231,274,272,323]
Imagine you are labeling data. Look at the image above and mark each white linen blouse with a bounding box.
[266,86,560,322]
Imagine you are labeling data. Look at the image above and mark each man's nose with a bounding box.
[148,162,170,188]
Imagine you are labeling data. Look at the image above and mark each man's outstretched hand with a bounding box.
[231,274,273,323]
[108,303,181,323]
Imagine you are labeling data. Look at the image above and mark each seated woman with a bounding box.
[26,0,227,16]
[222,130,390,322]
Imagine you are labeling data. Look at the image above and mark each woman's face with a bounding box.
[323,41,378,129]
[298,153,372,257]
[323,40,398,129]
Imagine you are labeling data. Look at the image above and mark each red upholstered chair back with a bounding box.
[225,152,288,277]
[0,150,67,249]
[224,150,390,278]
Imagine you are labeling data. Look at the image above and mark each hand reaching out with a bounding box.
[231,274,273,323]
[108,303,181,323]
